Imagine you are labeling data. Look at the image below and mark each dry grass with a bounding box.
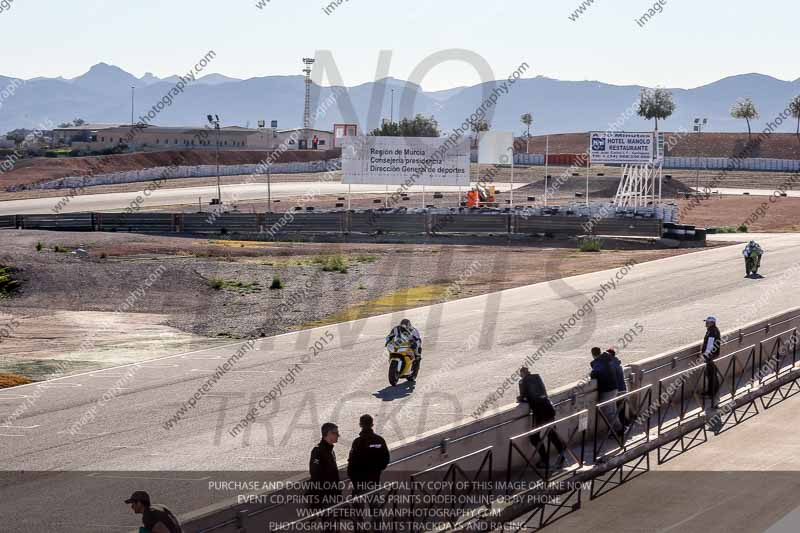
[0,373,33,389]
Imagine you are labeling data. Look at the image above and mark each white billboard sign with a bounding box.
[478,131,513,165]
[341,136,470,186]
[590,132,654,164]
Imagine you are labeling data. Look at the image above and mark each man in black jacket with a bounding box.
[309,422,342,509]
[591,350,622,432]
[517,367,566,468]
[702,316,721,400]
[347,414,391,495]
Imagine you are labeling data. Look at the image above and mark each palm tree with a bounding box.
[730,97,759,140]
[520,113,533,152]
[790,95,800,138]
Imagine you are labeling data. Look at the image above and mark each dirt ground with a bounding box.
[678,196,800,232]
[0,230,712,383]
[0,149,339,190]
[2,164,797,203]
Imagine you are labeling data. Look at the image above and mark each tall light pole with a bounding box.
[390,88,394,123]
[207,114,222,205]
[693,117,708,194]
[302,57,315,150]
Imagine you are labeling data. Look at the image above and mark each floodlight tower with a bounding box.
[302,57,315,149]
[693,117,708,193]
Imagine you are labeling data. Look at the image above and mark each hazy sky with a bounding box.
[1,0,797,90]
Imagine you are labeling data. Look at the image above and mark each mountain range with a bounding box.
[1,63,799,136]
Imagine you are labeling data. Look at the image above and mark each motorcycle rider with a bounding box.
[743,240,764,277]
[385,318,422,381]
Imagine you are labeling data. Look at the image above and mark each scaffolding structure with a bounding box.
[613,162,662,211]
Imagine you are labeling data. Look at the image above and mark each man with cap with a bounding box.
[125,491,183,533]
[702,316,722,400]
[308,422,342,509]
[347,414,391,495]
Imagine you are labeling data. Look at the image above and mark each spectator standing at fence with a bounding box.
[124,491,183,533]
[607,348,630,429]
[517,367,566,468]
[591,350,622,431]
[309,422,342,509]
[702,316,721,400]
[347,414,391,495]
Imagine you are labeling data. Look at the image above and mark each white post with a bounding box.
[422,185,426,208]
[585,156,590,206]
[510,148,515,209]
[544,135,549,206]
[384,184,388,208]
[347,183,351,211]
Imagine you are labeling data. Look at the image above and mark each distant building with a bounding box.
[52,123,334,152]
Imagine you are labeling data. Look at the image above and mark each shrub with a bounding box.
[715,226,738,233]
[737,224,749,233]
[210,278,224,290]
[35,242,42,252]
[0,266,20,296]
[316,254,349,273]
[270,276,284,290]
[578,237,603,252]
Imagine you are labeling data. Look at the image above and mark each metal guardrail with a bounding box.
[6,212,665,238]
[592,385,652,464]
[0,215,15,229]
[506,410,588,488]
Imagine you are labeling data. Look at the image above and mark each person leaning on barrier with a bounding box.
[702,316,721,400]
[606,348,630,429]
[517,367,566,468]
[308,422,343,509]
[347,414,390,495]
[125,490,183,533]
[591,350,622,431]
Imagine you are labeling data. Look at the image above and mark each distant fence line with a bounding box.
[17,152,800,193]
[471,152,800,172]
[11,160,343,192]
[0,212,663,238]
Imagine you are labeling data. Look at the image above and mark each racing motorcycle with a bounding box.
[386,338,417,386]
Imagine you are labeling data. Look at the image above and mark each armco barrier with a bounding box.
[183,213,260,234]
[20,213,94,231]
[96,213,176,233]
[10,212,666,239]
[431,214,510,234]
[0,215,16,229]
[177,307,800,533]
[349,212,428,234]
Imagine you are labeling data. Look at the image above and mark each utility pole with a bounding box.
[693,117,708,195]
[207,114,222,205]
[390,88,394,123]
[131,86,135,125]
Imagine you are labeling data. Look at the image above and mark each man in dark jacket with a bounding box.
[347,414,390,495]
[607,348,630,429]
[125,491,183,533]
[517,367,566,468]
[702,316,722,399]
[309,422,342,509]
[591,351,621,431]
